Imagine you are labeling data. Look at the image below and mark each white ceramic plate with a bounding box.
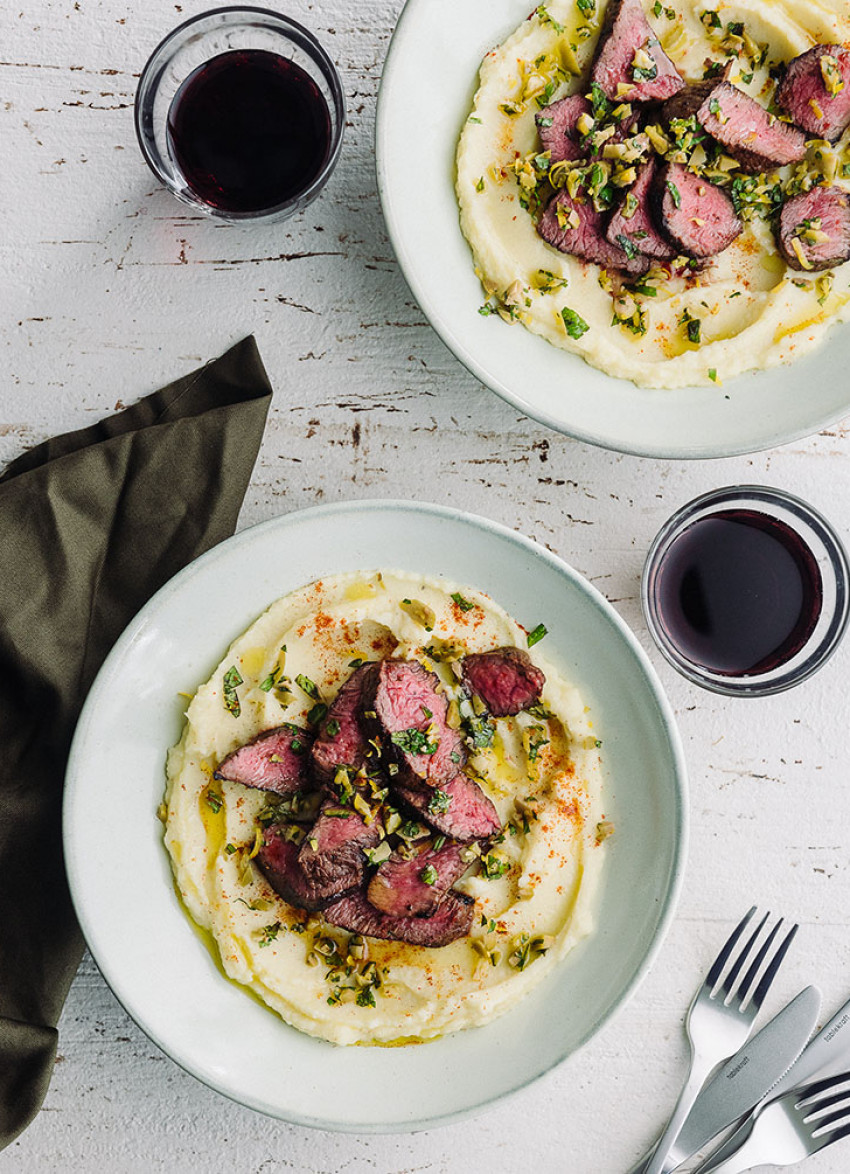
[376,0,850,459]
[64,500,687,1132]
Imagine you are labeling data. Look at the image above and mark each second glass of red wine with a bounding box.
[135,7,345,222]
[642,486,849,696]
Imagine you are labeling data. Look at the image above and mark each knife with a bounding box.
[645,984,822,1174]
[694,989,850,1173]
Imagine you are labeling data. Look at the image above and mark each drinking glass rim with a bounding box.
[134,5,346,222]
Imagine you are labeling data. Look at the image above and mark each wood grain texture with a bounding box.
[4,1,850,1171]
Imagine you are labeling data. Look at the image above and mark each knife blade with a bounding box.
[652,984,822,1174]
[695,989,850,1173]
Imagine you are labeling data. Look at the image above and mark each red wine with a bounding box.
[654,510,823,676]
[167,49,332,213]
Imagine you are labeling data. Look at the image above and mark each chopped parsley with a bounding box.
[481,854,511,880]
[257,922,282,948]
[428,789,452,815]
[391,728,438,756]
[666,181,682,209]
[295,673,319,700]
[222,665,243,717]
[475,176,485,193]
[616,233,639,260]
[451,592,475,611]
[463,712,496,749]
[420,864,439,886]
[527,623,548,647]
[307,702,328,725]
[259,667,279,692]
[561,307,590,339]
[326,718,340,737]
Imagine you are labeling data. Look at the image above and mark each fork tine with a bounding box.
[704,906,757,989]
[806,1098,850,1133]
[796,1072,850,1108]
[719,910,769,999]
[735,917,786,1006]
[749,922,798,1011]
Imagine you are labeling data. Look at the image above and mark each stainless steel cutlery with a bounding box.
[638,908,799,1174]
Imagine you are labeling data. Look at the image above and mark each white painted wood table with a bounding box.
[4,2,850,1170]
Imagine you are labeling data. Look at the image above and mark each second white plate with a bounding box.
[376,0,850,458]
[64,500,686,1131]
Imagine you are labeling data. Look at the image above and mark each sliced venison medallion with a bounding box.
[213,724,312,795]
[653,162,742,258]
[777,45,850,143]
[538,189,651,276]
[296,801,381,901]
[324,887,475,948]
[697,82,807,172]
[591,0,685,103]
[660,65,733,124]
[367,843,469,917]
[394,773,501,842]
[256,824,340,912]
[536,95,591,164]
[311,662,376,785]
[461,646,546,717]
[366,659,466,788]
[536,95,641,163]
[607,157,677,261]
[777,185,850,272]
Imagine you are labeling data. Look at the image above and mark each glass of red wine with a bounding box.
[135,7,345,222]
[642,486,849,696]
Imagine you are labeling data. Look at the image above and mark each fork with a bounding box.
[701,1071,850,1172]
[639,908,799,1174]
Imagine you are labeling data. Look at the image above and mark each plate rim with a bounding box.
[63,498,689,1132]
[374,0,850,460]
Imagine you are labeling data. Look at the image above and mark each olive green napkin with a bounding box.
[0,337,272,1149]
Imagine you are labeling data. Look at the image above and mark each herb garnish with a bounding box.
[223,665,243,717]
[421,864,439,886]
[527,623,548,647]
[295,673,319,700]
[205,790,223,814]
[561,307,590,339]
[391,728,438,756]
[326,718,340,737]
[451,592,475,612]
[428,789,452,815]
[666,181,682,209]
[307,702,328,725]
[257,922,282,948]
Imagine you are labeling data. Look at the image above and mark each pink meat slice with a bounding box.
[535,95,641,163]
[777,45,850,143]
[367,843,469,917]
[311,662,375,785]
[461,646,545,717]
[607,157,677,261]
[394,773,501,842]
[697,82,808,172]
[591,0,685,103]
[366,659,466,788]
[297,801,381,895]
[213,724,312,795]
[653,162,742,258]
[538,188,651,275]
[324,887,475,948]
[777,185,850,272]
[536,95,591,163]
[256,826,342,912]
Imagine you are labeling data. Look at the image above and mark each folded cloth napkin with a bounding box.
[0,336,272,1149]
